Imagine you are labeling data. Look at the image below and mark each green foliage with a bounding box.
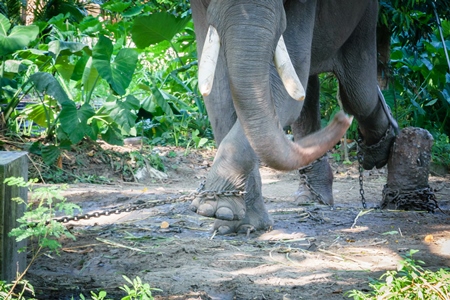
[2,176,80,299]
[379,0,450,47]
[0,279,35,300]
[347,250,450,299]
[120,276,161,300]
[0,0,24,26]
[92,36,138,96]
[432,133,450,168]
[131,12,190,47]
[387,19,450,167]
[5,177,79,252]
[80,276,161,300]
[1,0,214,170]
[0,14,39,57]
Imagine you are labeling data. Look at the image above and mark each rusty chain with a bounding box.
[49,181,246,224]
[298,156,326,204]
[381,185,438,212]
[357,151,368,209]
[356,125,395,209]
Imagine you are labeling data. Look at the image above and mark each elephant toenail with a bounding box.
[197,203,215,217]
[217,225,232,235]
[215,207,235,220]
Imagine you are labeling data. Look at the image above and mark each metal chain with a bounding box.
[357,125,393,152]
[381,185,438,212]
[357,151,367,209]
[49,181,246,224]
[298,156,326,204]
[356,124,394,209]
[299,173,325,204]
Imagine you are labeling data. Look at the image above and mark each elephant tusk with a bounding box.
[274,35,306,101]
[198,25,220,96]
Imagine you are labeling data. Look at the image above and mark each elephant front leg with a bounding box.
[189,122,273,233]
[213,163,273,234]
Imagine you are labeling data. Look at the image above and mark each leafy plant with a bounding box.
[2,0,212,171]
[0,279,35,300]
[431,132,450,169]
[120,276,161,300]
[2,176,81,299]
[81,276,161,300]
[347,249,450,299]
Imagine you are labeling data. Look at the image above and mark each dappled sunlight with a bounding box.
[339,226,370,233]
[258,229,309,242]
[22,155,450,299]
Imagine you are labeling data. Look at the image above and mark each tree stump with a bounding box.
[381,127,437,211]
[0,152,28,282]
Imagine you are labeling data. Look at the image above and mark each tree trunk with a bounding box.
[381,127,437,211]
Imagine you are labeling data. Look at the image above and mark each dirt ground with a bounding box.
[23,145,450,300]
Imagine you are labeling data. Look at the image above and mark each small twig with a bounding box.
[318,248,373,268]
[27,154,45,183]
[96,237,146,252]
[126,161,138,183]
[351,209,374,229]
[275,238,312,243]
[210,229,217,240]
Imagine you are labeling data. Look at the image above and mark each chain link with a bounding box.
[298,156,326,204]
[381,185,438,212]
[357,151,367,209]
[49,181,246,224]
[356,125,394,209]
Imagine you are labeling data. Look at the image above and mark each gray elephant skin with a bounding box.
[189,0,396,234]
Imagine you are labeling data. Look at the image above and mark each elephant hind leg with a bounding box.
[292,75,334,205]
[334,1,395,170]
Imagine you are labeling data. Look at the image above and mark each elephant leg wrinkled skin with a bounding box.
[212,164,273,234]
[189,121,273,232]
[190,0,397,233]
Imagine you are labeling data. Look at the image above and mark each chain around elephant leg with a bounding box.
[295,155,334,206]
[357,124,396,170]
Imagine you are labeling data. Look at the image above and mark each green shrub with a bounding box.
[347,250,450,299]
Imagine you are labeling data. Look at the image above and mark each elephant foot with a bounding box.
[357,124,396,170]
[213,200,273,235]
[189,189,246,221]
[295,156,334,205]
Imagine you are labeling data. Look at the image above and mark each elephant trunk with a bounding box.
[201,2,352,171]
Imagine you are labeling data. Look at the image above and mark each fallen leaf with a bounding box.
[160,221,170,229]
[424,234,434,243]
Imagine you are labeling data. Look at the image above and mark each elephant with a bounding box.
[189,0,397,234]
